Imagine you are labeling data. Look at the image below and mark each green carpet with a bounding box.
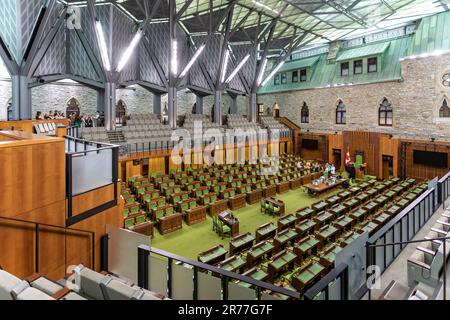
[151,187,339,260]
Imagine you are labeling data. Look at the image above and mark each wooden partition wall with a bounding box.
[298,133,328,162]
[401,140,450,181]
[0,119,69,132]
[119,138,293,182]
[0,130,122,279]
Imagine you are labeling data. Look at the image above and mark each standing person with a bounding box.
[296,160,303,174]
[331,164,336,176]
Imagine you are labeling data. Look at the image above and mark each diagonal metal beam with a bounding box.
[175,0,195,21]
[0,35,18,75]
[22,0,58,75]
[216,3,234,88]
[27,7,68,78]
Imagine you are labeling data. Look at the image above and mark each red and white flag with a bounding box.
[345,150,352,166]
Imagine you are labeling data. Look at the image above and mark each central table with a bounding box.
[304,179,347,195]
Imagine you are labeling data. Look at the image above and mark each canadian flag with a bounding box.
[345,150,352,166]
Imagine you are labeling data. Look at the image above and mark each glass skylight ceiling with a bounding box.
[60,0,449,49]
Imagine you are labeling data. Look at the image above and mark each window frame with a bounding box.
[368,57,378,73]
[336,101,346,125]
[292,70,299,83]
[439,99,450,118]
[300,68,307,82]
[378,98,393,126]
[341,62,349,76]
[301,103,309,124]
[274,74,280,85]
[354,59,363,75]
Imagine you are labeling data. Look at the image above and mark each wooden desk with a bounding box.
[246,189,262,205]
[129,221,154,238]
[357,221,379,236]
[184,206,207,226]
[333,215,354,232]
[363,201,379,214]
[349,186,361,195]
[217,255,247,274]
[246,241,275,267]
[293,235,320,260]
[313,211,334,227]
[241,267,269,286]
[315,225,339,246]
[158,213,183,235]
[385,204,402,216]
[339,231,360,247]
[338,190,352,199]
[277,214,298,232]
[374,195,389,206]
[292,261,326,292]
[262,185,277,198]
[209,199,228,216]
[268,250,297,282]
[350,207,368,222]
[329,204,347,217]
[326,195,341,207]
[276,181,290,194]
[343,198,359,210]
[274,228,297,252]
[290,177,303,190]
[296,207,315,220]
[230,194,247,211]
[198,245,228,266]
[366,188,379,198]
[295,219,317,238]
[265,197,286,216]
[219,211,240,237]
[255,222,277,242]
[229,233,255,255]
[355,192,370,203]
[319,245,343,268]
[311,201,328,213]
[373,212,391,227]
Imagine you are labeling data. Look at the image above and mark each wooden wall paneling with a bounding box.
[378,135,399,179]
[71,184,115,217]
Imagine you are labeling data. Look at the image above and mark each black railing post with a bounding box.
[341,266,349,300]
[137,246,149,289]
[193,267,198,300]
[101,234,109,272]
[444,240,447,301]
[167,258,173,299]
[222,276,229,300]
[35,224,39,273]
[66,154,73,219]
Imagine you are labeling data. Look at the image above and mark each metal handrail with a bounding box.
[137,245,301,300]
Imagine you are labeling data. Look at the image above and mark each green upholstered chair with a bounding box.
[124,218,135,229]
[260,200,266,213]
[166,207,174,216]
[190,201,197,209]
[155,209,164,219]
[158,199,166,207]
[122,208,129,219]
[267,202,274,216]
[181,193,189,201]
[210,195,217,202]
[212,215,218,232]
[136,215,146,225]
[130,206,139,215]
[273,205,280,216]
[180,202,189,213]
[218,220,231,239]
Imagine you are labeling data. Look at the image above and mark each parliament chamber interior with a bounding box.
[2,0,450,304]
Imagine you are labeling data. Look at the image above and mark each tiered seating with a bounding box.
[196,176,428,299]
[407,206,450,288]
[227,114,262,131]
[259,115,292,138]
[182,114,224,135]
[122,114,173,151]
[80,127,109,143]
[0,266,85,300]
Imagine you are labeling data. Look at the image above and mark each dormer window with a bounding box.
[341,62,349,76]
[354,60,362,74]
[281,72,287,84]
[292,70,299,83]
[300,69,307,82]
[368,57,377,73]
[274,74,280,85]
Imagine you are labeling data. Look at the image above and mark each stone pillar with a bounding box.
[104,82,116,131]
[248,92,257,123]
[214,90,222,125]
[168,86,177,129]
[195,95,203,114]
[153,93,162,116]
[230,94,237,114]
[11,75,32,120]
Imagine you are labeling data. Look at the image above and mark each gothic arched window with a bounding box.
[336,100,346,125]
[379,98,393,126]
[301,102,309,123]
[439,99,450,118]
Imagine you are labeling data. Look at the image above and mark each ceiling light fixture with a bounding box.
[116,29,143,72]
[95,20,111,71]
[225,54,250,84]
[179,43,206,78]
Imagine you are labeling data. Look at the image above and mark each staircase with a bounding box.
[107,131,126,144]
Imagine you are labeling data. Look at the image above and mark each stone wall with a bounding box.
[257,53,450,140]
[0,79,12,120]
[0,79,250,120]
